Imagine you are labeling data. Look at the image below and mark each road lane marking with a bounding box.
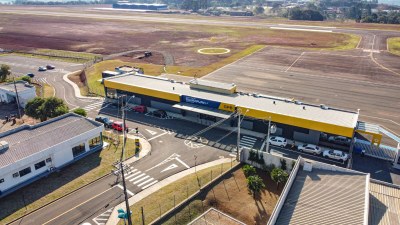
[42,186,116,225]
[147,131,168,141]
[116,184,134,196]
[161,164,178,173]
[175,157,190,169]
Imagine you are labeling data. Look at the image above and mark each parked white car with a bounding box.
[297,144,322,155]
[323,150,349,162]
[268,136,287,147]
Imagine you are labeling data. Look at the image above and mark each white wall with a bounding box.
[241,148,296,172]
[0,127,103,194]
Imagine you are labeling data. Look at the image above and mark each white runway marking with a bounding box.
[285,52,304,72]
[270,27,332,32]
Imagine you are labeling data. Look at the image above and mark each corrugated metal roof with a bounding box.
[104,75,359,129]
[0,114,102,169]
[275,169,368,225]
[369,181,400,225]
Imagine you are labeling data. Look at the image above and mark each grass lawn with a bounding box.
[118,161,238,225]
[387,37,400,56]
[162,164,282,225]
[43,83,55,98]
[0,134,137,224]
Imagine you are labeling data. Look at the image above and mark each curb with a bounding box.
[105,158,236,225]
[5,140,152,225]
[62,70,103,100]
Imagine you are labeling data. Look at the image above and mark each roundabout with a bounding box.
[197,48,231,55]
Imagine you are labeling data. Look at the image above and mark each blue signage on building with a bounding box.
[181,95,221,109]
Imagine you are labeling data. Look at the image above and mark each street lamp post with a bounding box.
[118,94,135,225]
[265,117,277,153]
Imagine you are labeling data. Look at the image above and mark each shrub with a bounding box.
[243,164,256,177]
[271,168,289,190]
[21,76,31,83]
[73,108,87,117]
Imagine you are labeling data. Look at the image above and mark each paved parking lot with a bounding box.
[204,46,400,146]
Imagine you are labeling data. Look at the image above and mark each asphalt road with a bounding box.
[0,55,101,109]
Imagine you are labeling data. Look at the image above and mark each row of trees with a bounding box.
[361,11,400,24]
[243,164,288,197]
[25,97,87,121]
[288,7,324,21]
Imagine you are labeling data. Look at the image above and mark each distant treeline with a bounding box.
[361,11,400,24]
[286,7,324,21]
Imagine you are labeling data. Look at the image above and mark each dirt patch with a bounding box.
[0,13,358,67]
[202,166,281,225]
[163,165,282,225]
[116,51,166,65]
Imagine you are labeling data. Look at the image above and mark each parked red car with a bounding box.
[112,121,128,132]
[132,105,147,113]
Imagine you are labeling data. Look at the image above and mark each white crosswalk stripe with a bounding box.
[240,135,257,149]
[119,167,159,190]
[93,207,114,225]
[83,102,110,112]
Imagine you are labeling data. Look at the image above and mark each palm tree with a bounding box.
[247,175,265,198]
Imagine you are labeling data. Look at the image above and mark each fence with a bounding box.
[118,160,238,225]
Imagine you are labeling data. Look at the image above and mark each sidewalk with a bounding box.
[124,134,152,165]
[105,158,233,225]
[63,71,103,100]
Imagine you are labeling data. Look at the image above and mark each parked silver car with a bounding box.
[297,144,322,155]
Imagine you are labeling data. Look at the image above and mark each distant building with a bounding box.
[0,113,104,198]
[0,81,35,108]
[228,11,254,16]
[113,2,168,11]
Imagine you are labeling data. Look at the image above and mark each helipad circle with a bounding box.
[197,48,231,55]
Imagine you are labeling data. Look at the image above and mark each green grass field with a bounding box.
[388,37,400,56]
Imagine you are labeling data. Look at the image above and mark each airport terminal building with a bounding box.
[104,74,365,147]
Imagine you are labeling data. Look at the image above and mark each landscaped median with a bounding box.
[387,37,400,56]
[0,134,139,224]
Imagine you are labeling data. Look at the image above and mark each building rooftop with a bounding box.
[0,113,102,169]
[369,180,400,225]
[104,75,359,129]
[275,168,368,225]
[0,81,34,93]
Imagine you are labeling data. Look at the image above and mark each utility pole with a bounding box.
[119,95,133,225]
[236,109,241,161]
[266,117,271,153]
[13,77,22,119]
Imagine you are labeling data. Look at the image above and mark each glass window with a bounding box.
[19,167,32,177]
[13,173,19,178]
[0,178,4,183]
[34,161,46,170]
[89,136,102,148]
[72,143,86,158]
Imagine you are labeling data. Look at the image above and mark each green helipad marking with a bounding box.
[197,48,231,55]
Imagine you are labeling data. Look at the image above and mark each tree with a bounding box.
[271,168,288,190]
[25,97,68,121]
[0,64,11,82]
[40,97,69,120]
[247,175,265,198]
[21,76,31,84]
[73,108,87,117]
[280,159,287,171]
[254,5,264,15]
[243,164,256,177]
[25,97,45,120]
